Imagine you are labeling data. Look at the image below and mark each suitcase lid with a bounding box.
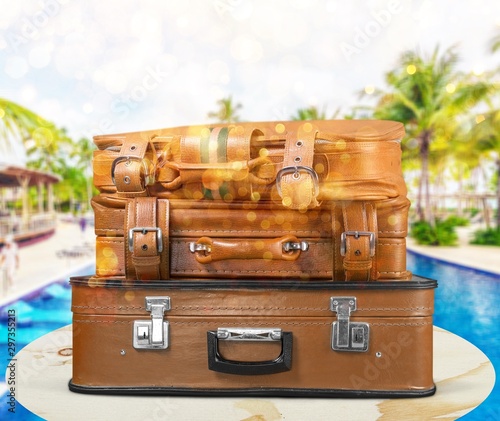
[71,275,436,319]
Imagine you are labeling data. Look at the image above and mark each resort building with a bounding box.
[0,137,59,245]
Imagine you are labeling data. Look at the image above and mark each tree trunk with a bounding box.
[419,131,435,226]
[416,170,423,221]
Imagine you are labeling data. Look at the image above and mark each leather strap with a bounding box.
[113,134,156,197]
[278,125,319,210]
[341,201,377,281]
[157,199,170,279]
[125,197,169,281]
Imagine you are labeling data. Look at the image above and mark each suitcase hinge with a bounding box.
[330,297,369,352]
[133,296,170,349]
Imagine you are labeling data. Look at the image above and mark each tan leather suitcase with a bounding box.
[92,120,411,282]
[69,275,436,397]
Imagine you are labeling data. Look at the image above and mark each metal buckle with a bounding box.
[330,297,369,352]
[111,156,154,187]
[275,166,319,198]
[340,231,375,257]
[133,297,170,349]
[128,227,163,253]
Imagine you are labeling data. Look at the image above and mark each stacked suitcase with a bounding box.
[69,120,436,397]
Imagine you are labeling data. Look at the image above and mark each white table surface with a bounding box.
[13,325,495,421]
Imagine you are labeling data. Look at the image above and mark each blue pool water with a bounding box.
[1,255,499,420]
[406,252,500,421]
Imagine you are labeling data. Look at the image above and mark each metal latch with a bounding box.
[133,296,170,349]
[330,297,369,352]
[282,241,309,252]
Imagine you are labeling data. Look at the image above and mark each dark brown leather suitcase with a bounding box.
[93,196,410,281]
[69,275,436,397]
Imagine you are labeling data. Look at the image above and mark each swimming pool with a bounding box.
[406,251,499,420]
[1,255,498,420]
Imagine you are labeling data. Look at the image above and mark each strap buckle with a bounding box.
[275,165,320,198]
[111,156,155,188]
[128,227,163,253]
[340,231,375,257]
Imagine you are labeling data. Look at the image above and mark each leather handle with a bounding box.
[190,235,307,264]
[207,331,293,375]
[160,156,274,190]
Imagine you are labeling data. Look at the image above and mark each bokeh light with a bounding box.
[406,64,417,75]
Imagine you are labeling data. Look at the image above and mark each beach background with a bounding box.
[1,1,499,420]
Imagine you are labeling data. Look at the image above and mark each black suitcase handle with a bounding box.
[207,330,292,375]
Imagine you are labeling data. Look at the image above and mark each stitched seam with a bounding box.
[174,306,431,312]
[171,229,324,235]
[378,271,409,274]
[72,305,432,312]
[171,269,332,274]
[73,305,143,310]
[125,200,131,276]
[370,322,432,327]
[173,321,331,326]
[73,320,432,327]
[74,320,131,324]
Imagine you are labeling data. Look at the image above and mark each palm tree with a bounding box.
[71,137,96,211]
[53,158,88,213]
[469,111,500,230]
[371,46,494,224]
[207,96,242,123]
[491,31,500,55]
[0,97,71,173]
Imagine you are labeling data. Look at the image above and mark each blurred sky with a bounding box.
[0,0,499,141]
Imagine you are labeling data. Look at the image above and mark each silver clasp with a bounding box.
[189,242,211,253]
[330,297,369,352]
[282,241,309,252]
[133,297,170,349]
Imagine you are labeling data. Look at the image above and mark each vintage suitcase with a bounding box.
[69,275,436,397]
[92,120,411,281]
